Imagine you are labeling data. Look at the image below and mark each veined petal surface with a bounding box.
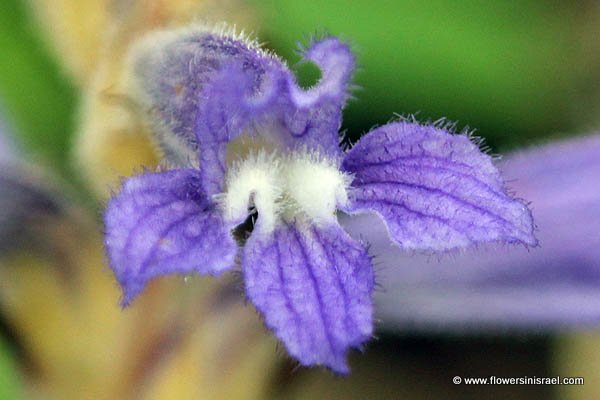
[342,122,536,251]
[341,133,600,329]
[104,169,236,305]
[243,220,373,373]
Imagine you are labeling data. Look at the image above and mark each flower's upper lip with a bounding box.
[188,37,355,197]
[129,28,354,197]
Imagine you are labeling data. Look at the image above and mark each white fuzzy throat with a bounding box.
[223,150,352,235]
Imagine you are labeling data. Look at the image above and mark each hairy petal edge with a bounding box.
[243,220,374,373]
[342,121,537,251]
[104,169,237,305]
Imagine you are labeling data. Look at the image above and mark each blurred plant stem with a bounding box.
[571,1,600,133]
[555,332,600,399]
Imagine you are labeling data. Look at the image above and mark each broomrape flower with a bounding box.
[104,26,536,373]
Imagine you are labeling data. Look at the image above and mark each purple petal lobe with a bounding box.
[289,37,354,107]
[342,121,536,251]
[243,220,373,373]
[340,133,600,329]
[104,169,236,305]
[279,38,354,156]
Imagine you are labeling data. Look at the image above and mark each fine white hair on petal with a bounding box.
[223,151,283,234]
[283,151,352,226]
[223,149,352,232]
[122,23,279,167]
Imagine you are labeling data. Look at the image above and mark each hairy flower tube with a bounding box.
[104,26,536,373]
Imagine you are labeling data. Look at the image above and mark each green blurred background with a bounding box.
[255,0,598,150]
[1,0,598,178]
[0,0,76,174]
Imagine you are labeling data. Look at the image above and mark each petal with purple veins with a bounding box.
[104,169,237,305]
[341,133,600,329]
[243,219,373,374]
[342,121,537,251]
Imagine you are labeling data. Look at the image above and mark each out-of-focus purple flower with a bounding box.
[0,116,64,251]
[104,27,535,373]
[342,133,600,331]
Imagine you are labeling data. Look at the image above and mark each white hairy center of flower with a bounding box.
[223,150,352,234]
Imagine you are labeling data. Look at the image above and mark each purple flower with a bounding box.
[104,27,536,373]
